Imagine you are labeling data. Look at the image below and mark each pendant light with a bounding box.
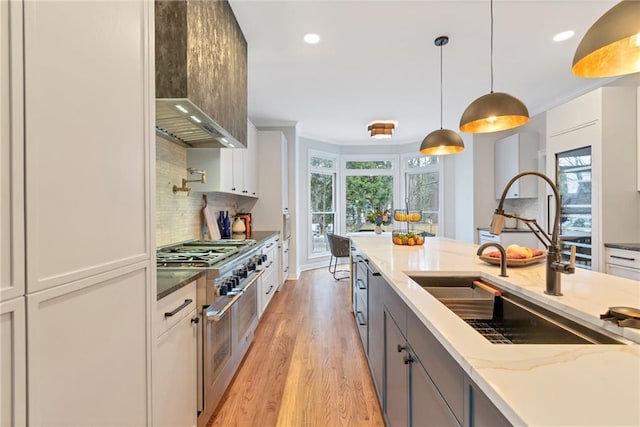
[459,0,529,134]
[572,0,640,78]
[419,36,464,155]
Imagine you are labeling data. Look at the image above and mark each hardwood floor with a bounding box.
[207,268,385,427]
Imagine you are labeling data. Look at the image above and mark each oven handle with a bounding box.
[204,270,263,322]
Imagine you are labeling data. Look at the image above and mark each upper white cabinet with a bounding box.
[24,0,151,292]
[186,120,259,197]
[253,130,289,216]
[1,0,24,302]
[494,133,538,199]
[637,86,640,192]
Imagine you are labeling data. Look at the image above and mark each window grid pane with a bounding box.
[346,160,392,170]
[345,175,393,233]
[406,171,439,236]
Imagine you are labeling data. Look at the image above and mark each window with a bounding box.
[342,156,398,233]
[404,155,441,236]
[309,153,337,256]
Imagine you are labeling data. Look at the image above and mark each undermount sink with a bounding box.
[408,275,627,345]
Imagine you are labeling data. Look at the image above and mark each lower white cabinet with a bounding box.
[154,281,198,427]
[26,265,149,426]
[259,237,279,316]
[1,297,26,427]
[605,248,640,281]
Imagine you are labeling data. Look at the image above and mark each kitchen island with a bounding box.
[351,236,640,426]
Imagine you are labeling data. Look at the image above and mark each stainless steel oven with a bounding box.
[157,239,264,427]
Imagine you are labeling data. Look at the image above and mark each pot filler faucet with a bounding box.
[489,171,576,296]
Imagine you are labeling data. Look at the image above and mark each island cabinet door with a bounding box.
[464,376,512,427]
[411,357,461,427]
[384,310,409,426]
[367,272,385,402]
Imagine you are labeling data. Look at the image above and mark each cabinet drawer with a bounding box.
[407,309,464,424]
[606,248,640,270]
[156,281,197,337]
[607,264,640,281]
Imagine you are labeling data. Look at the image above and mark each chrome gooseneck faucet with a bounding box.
[490,171,575,296]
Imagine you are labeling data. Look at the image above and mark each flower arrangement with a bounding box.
[367,209,391,226]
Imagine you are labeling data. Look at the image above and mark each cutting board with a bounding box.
[203,206,220,240]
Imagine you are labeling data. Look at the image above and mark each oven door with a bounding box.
[234,272,261,362]
[203,300,235,417]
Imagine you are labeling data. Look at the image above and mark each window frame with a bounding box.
[400,153,444,236]
[340,154,401,235]
[308,149,339,259]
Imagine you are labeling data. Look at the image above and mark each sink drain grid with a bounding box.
[465,320,513,344]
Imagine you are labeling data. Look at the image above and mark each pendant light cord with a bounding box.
[439,41,443,129]
[490,0,494,93]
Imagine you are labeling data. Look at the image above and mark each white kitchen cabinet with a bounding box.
[24,0,151,293]
[188,148,235,193]
[494,133,538,199]
[154,281,198,427]
[259,235,280,316]
[1,297,27,427]
[252,130,289,284]
[14,0,154,424]
[547,87,639,272]
[27,264,150,426]
[606,248,640,281]
[1,0,24,303]
[187,120,258,197]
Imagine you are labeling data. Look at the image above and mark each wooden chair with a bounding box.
[327,232,351,280]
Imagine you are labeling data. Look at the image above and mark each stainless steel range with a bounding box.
[157,239,266,426]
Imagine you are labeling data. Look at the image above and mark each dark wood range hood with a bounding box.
[155,0,247,148]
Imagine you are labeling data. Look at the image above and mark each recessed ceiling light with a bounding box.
[553,30,575,42]
[303,33,320,44]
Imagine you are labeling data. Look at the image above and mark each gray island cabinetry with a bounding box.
[354,244,511,427]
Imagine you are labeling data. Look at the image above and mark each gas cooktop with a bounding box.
[156,239,257,268]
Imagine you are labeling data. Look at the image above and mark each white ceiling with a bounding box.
[229,0,619,146]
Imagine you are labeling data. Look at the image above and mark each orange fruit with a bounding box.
[416,237,424,245]
[408,238,415,246]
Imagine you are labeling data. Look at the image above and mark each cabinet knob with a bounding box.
[397,344,406,353]
[403,355,414,365]
[191,317,200,324]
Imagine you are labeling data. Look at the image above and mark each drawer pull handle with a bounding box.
[191,317,200,324]
[356,311,366,326]
[403,355,414,365]
[356,278,367,290]
[164,299,193,317]
[611,255,636,262]
[266,285,274,295]
[397,344,406,353]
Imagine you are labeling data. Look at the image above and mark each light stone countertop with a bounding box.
[351,236,640,427]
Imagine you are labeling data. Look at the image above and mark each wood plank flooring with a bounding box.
[207,268,385,427]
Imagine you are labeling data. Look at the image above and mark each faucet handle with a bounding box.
[568,245,576,271]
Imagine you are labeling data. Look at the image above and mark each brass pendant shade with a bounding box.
[459,92,529,133]
[420,129,464,155]
[459,0,529,134]
[572,0,640,78]
[420,35,464,156]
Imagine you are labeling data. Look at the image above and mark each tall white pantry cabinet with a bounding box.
[1,1,155,426]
